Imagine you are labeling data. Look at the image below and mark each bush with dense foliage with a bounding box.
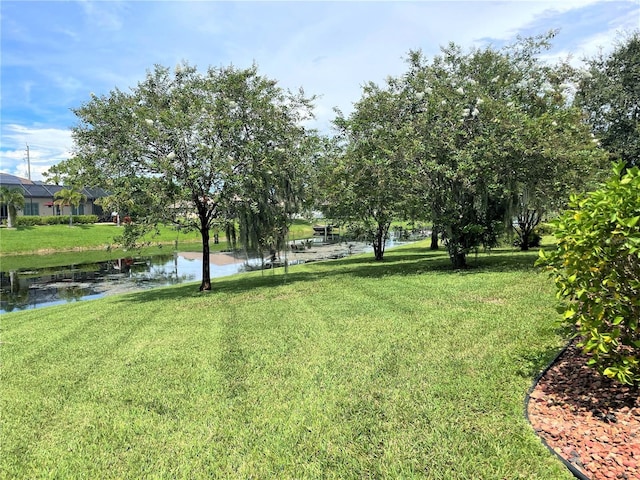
[538,163,640,386]
[14,215,98,227]
[513,230,541,249]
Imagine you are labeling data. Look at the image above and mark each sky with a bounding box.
[1,0,638,181]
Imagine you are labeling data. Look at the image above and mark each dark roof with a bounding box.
[0,173,108,200]
[0,173,29,185]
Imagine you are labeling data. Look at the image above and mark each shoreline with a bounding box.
[178,241,374,266]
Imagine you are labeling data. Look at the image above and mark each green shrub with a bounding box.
[513,231,542,249]
[535,222,554,236]
[14,216,42,227]
[15,215,98,227]
[72,215,99,224]
[538,163,640,386]
[44,216,67,226]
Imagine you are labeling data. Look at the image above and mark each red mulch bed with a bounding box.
[527,343,640,480]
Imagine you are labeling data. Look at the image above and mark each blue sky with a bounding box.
[1,0,638,181]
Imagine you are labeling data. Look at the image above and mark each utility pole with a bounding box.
[25,144,31,181]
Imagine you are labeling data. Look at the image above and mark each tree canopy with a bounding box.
[402,33,606,266]
[46,33,617,274]
[324,80,415,260]
[51,63,316,290]
[295,33,608,267]
[576,31,640,168]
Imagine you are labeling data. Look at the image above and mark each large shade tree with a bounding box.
[50,63,315,290]
[402,33,606,266]
[576,31,640,168]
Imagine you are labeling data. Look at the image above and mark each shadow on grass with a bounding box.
[114,243,547,305]
[9,225,37,231]
[515,344,568,380]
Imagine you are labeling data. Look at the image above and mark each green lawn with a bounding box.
[0,220,315,256]
[0,220,316,271]
[0,242,571,479]
[0,223,201,254]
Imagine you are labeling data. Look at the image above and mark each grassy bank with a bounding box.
[0,242,571,479]
[0,220,316,271]
[0,223,201,255]
[0,220,315,256]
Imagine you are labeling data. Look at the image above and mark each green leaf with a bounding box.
[625,216,640,228]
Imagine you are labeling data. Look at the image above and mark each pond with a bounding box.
[0,239,391,314]
[0,251,257,314]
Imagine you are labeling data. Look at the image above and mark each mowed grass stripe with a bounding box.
[0,242,572,479]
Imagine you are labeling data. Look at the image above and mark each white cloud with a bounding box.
[77,0,126,31]
[252,1,632,130]
[0,125,73,181]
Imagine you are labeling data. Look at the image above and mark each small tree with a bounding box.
[54,188,86,227]
[538,163,640,386]
[0,187,25,228]
[325,80,413,261]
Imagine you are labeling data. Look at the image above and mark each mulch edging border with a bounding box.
[524,339,591,480]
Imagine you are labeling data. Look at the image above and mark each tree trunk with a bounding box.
[450,250,467,269]
[373,233,384,261]
[199,222,212,291]
[372,221,390,261]
[9,271,19,293]
[516,208,541,251]
[430,226,439,250]
[7,206,16,228]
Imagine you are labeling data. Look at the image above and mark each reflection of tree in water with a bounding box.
[57,285,90,303]
[117,254,189,285]
[1,253,204,313]
[9,270,20,293]
[0,271,30,312]
[0,267,96,312]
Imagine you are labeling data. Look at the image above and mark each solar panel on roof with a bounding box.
[0,173,25,185]
[0,172,109,199]
[22,185,53,198]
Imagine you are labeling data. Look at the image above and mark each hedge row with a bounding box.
[14,215,99,226]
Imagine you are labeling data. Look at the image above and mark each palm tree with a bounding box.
[54,188,86,227]
[0,187,25,228]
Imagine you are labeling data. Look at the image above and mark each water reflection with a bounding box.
[0,235,419,314]
[0,252,248,314]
